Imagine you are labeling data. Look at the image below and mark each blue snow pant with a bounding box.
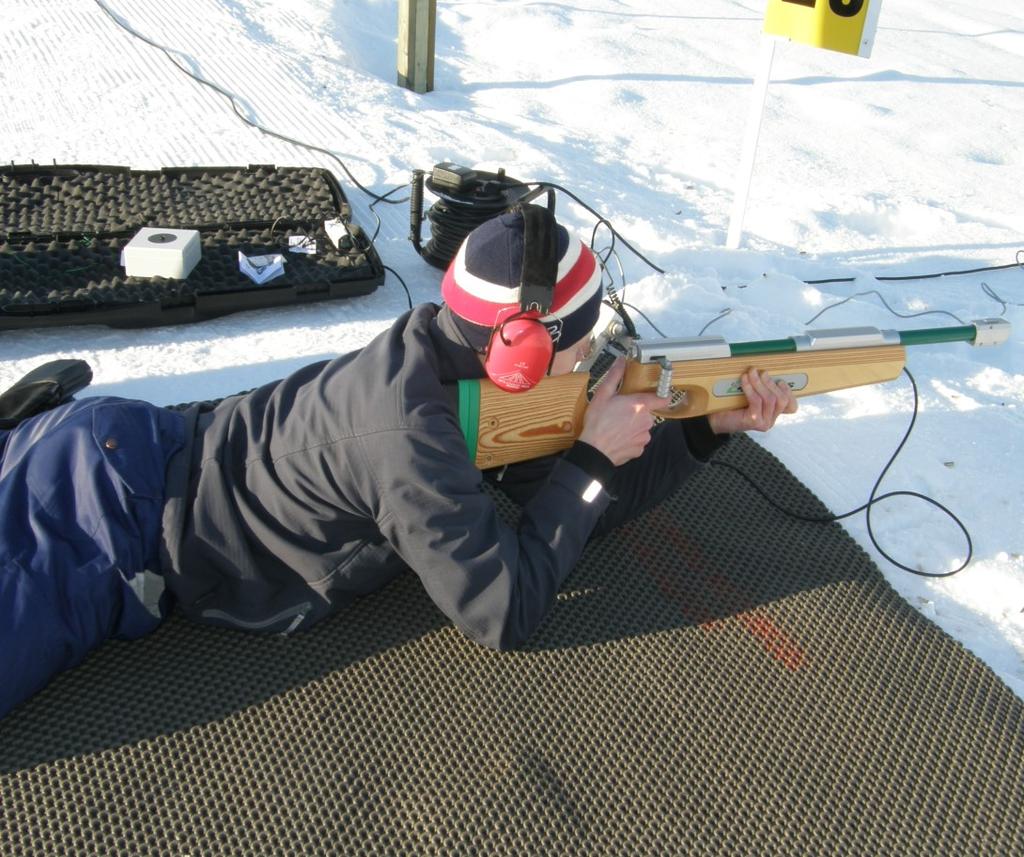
[0,397,186,718]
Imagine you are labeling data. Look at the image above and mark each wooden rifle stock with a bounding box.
[456,319,1011,470]
[458,372,591,470]
[619,344,906,420]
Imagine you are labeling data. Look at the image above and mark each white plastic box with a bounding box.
[121,227,202,279]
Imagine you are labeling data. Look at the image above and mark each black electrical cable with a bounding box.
[804,289,967,327]
[382,265,413,310]
[698,308,733,336]
[981,281,1024,314]
[591,226,639,339]
[802,249,1023,285]
[93,0,407,207]
[710,368,973,578]
[520,181,666,275]
[620,301,667,339]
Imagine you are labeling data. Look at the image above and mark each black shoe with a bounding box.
[0,359,93,429]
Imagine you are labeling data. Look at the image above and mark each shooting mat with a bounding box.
[0,164,383,329]
[1,434,1021,856]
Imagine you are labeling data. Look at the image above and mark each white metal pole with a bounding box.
[726,37,777,250]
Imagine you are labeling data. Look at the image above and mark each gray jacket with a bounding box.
[160,304,717,648]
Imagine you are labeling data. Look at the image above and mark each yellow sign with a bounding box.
[763,0,881,57]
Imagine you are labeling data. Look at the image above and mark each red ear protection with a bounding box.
[483,315,554,392]
[480,200,561,393]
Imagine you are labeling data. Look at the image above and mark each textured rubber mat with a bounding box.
[1,435,1021,856]
[0,164,383,329]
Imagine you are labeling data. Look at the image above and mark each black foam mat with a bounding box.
[1,434,1021,856]
[0,164,383,329]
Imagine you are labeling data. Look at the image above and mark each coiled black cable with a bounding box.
[710,368,973,578]
[411,169,530,269]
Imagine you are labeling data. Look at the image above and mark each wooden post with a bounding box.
[397,0,436,93]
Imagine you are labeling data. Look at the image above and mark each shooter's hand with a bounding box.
[579,358,669,466]
[707,369,798,435]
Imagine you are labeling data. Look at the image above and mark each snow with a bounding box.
[2,0,1021,696]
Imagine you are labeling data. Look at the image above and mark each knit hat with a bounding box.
[441,209,603,352]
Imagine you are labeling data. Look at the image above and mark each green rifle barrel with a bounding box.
[728,338,796,357]
[897,325,980,347]
[726,325,981,356]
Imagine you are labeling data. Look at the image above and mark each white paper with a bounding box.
[238,251,286,285]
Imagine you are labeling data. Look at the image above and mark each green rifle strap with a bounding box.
[457,379,480,462]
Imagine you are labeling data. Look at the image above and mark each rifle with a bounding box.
[456,318,1011,469]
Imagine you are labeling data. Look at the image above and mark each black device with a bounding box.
[429,162,478,194]
[408,162,530,269]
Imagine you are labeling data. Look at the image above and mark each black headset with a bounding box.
[482,197,562,392]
